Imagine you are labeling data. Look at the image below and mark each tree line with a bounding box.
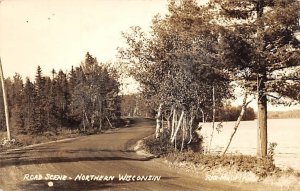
[0,52,121,135]
[121,94,256,121]
[268,110,300,119]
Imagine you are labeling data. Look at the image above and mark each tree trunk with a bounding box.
[209,86,216,152]
[171,110,184,143]
[187,115,194,144]
[256,0,268,159]
[99,98,103,131]
[0,57,11,141]
[106,116,113,129]
[155,103,163,138]
[257,75,268,158]
[170,108,177,139]
[222,92,252,155]
[181,115,187,152]
[82,111,86,132]
[84,111,90,127]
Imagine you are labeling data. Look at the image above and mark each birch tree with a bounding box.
[119,0,233,149]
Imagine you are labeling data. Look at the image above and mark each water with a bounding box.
[202,118,300,171]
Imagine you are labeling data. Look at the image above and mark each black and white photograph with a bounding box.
[0,0,300,190]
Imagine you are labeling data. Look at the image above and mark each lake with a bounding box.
[203,118,300,171]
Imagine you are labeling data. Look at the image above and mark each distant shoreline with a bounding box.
[267,110,300,119]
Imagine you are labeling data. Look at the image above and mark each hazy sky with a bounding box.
[0,0,168,78]
[0,0,298,111]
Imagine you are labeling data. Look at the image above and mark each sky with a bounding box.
[0,0,299,111]
[0,0,169,78]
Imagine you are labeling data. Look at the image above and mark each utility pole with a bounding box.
[0,57,11,141]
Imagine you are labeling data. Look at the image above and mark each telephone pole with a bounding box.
[0,57,11,141]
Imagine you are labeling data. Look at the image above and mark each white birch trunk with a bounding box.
[171,110,184,143]
[170,108,176,140]
[181,115,187,152]
[221,92,253,155]
[106,116,113,129]
[155,103,163,138]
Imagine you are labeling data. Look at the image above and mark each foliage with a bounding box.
[119,0,234,116]
[214,0,300,103]
[119,0,235,150]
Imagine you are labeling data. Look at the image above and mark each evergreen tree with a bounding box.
[213,0,300,157]
[12,73,25,134]
[22,78,35,134]
[33,66,47,134]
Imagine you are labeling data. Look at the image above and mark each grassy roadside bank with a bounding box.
[0,129,81,152]
[141,134,300,190]
[0,118,130,152]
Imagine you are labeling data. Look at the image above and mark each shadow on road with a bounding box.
[18,177,178,191]
[0,153,155,168]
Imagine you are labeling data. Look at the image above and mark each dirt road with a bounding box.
[0,118,278,191]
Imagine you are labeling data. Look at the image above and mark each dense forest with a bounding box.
[0,52,121,135]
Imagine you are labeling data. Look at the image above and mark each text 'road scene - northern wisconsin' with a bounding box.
[1,0,300,191]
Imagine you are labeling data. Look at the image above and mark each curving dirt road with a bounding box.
[0,118,279,191]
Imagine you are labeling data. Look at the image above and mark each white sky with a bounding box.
[0,0,299,111]
[0,0,168,78]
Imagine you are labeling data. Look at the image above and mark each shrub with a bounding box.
[143,132,174,156]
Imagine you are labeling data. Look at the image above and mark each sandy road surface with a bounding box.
[0,118,280,191]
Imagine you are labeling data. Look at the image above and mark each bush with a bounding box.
[143,131,175,156]
[143,129,202,156]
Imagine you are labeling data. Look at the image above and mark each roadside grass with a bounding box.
[0,128,81,152]
[0,118,128,152]
[0,131,6,140]
[165,151,280,179]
